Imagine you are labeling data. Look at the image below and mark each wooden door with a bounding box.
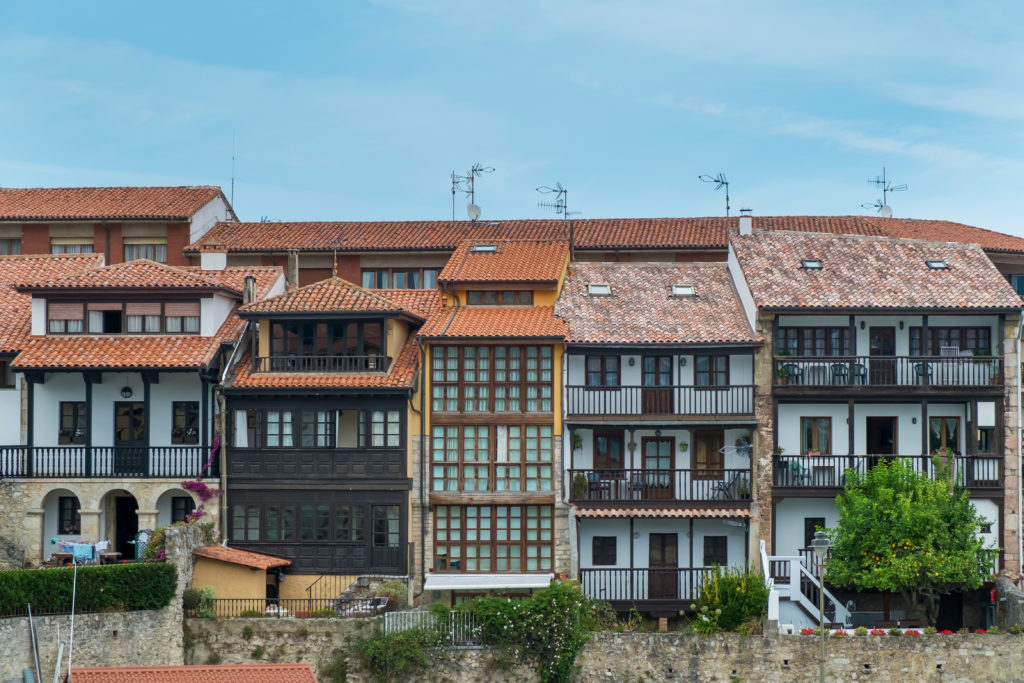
[648,533,678,599]
[114,402,146,476]
[642,437,674,499]
[869,327,896,384]
[641,356,673,414]
[693,430,724,481]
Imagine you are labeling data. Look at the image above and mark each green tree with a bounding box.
[826,457,992,626]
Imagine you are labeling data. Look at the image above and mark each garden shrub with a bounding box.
[0,562,176,615]
[374,580,408,611]
[355,627,441,682]
[695,568,769,631]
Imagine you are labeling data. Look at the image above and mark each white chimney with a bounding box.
[200,243,227,271]
[738,208,753,236]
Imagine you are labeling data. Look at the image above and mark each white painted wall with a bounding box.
[201,292,238,337]
[579,518,746,570]
[569,426,753,471]
[727,244,757,331]
[0,375,21,443]
[189,195,234,243]
[200,251,227,271]
[774,498,840,556]
[31,297,45,336]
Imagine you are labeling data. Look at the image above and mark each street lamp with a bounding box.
[810,530,831,683]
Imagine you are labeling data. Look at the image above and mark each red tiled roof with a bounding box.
[0,254,105,353]
[375,288,445,320]
[731,230,1023,311]
[419,306,568,340]
[574,507,750,518]
[186,215,1024,255]
[67,663,316,683]
[556,263,759,345]
[239,277,406,316]
[193,545,292,569]
[438,239,569,284]
[19,259,240,293]
[0,186,225,221]
[184,266,285,298]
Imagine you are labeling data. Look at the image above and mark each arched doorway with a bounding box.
[42,488,81,561]
[100,489,139,559]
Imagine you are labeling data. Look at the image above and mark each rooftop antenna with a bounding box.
[230,128,236,209]
[451,163,495,221]
[861,166,907,217]
[699,173,731,216]
[537,182,579,260]
[331,234,347,279]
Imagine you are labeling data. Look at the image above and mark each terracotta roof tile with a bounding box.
[0,254,105,353]
[193,545,292,569]
[186,215,1024,255]
[239,277,405,316]
[375,288,445,320]
[184,266,284,298]
[731,230,1023,311]
[419,306,568,340]
[20,259,240,293]
[574,507,750,518]
[0,186,225,221]
[67,663,316,683]
[438,239,569,284]
[556,263,759,345]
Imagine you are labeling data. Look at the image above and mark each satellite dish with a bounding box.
[879,204,893,218]
[467,202,481,221]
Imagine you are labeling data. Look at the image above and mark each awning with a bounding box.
[423,573,554,591]
[574,507,751,519]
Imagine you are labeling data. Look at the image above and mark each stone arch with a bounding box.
[156,487,199,527]
[99,488,139,560]
[41,487,82,561]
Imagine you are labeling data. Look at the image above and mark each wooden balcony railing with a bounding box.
[772,454,1002,490]
[774,355,1002,388]
[579,567,718,604]
[253,354,391,373]
[568,468,751,503]
[0,445,217,478]
[565,385,754,417]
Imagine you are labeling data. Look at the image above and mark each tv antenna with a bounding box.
[451,163,494,221]
[699,173,731,216]
[537,182,579,260]
[861,167,907,217]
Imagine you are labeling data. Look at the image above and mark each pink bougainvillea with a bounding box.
[179,436,222,521]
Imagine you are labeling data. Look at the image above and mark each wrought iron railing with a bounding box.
[0,445,216,478]
[774,355,1002,388]
[772,454,1001,490]
[567,468,752,503]
[566,385,754,416]
[579,567,717,603]
[253,354,391,373]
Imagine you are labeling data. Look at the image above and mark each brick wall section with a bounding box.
[335,254,361,283]
[21,223,50,254]
[166,222,190,266]
[105,223,123,264]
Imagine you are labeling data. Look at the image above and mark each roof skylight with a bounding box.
[472,244,498,253]
[926,259,948,270]
[588,283,612,296]
[671,284,695,297]
[801,259,823,270]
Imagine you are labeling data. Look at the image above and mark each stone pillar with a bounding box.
[24,508,44,566]
[79,509,102,544]
[137,508,159,534]
[750,311,777,568]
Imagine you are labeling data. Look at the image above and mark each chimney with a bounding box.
[738,208,753,236]
[200,242,227,271]
[243,275,257,305]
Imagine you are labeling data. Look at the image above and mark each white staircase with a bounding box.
[760,540,850,633]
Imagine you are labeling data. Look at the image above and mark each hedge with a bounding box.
[0,562,177,616]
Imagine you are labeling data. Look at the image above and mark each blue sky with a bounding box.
[1,1,1022,233]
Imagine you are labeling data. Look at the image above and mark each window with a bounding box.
[358,410,401,447]
[58,497,80,534]
[471,244,497,253]
[361,268,440,289]
[334,505,365,542]
[431,424,553,493]
[434,505,553,572]
[0,239,21,255]
[909,327,991,356]
[171,496,196,523]
[47,302,84,334]
[431,425,490,492]
[265,410,294,447]
[801,259,823,270]
[172,402,199,444]
[431,345,554,413]
[51,242,94,254]
[593,430,624,471]
[926,259,948,270]
[671,284,695,297]
[270,320,384,359]
[585,356,619,387]
[497,425,553,492]
[232,504,261,541]
[299,411,335,447]
[164,302,201,334]
[695,355,728,387]
[361,269,389,288]
[299,503,331,541]
[803,517,826,548]
[124,243,167,263]
[703,536,728,566]
[592,537,617,566]
[929,417,961,454]
[775,327,850,356]
[587,283,611,296]
[373,506,400,547]
[0,359,13,388]
[59,402,87,445]
[978,427,995,454]
[466,290,534,305]
[800,417,831,455]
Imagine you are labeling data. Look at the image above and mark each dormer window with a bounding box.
[926,259,948,270]
[588,283,612,296]
[671,284,695,297]
[801,259,823,270]
[467,290,534,305]
[45,300,202,335]
[471,244,497,253]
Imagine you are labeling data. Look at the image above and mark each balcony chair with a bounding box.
[852,363,867,385]
[712,471,747,500]
[829,363,849,385]
[913,362,933,385]
[787,460,811,486]
[781,362,803,385]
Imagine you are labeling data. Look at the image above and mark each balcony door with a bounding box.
[869,327,896,384]
[866,416,897,471]
[114,402,146,476]
[641,356,672,414]
[641,437,673,499]
[693,430,724,481]
[648,533,678,599]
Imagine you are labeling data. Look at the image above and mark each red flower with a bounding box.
[869,629,886,635]
[976,629,987,634]
[939,630,953,635]
[905,630,920,636]
[800,627,814,635]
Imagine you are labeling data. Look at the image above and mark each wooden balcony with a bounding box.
[772,454,1002,494]
[579,567,714,613]
[568,468,751,505]
[0,445,216,478]
[228,447,405,480]
[774,355,1002,393]
[565,385,754,419]
[253,354,391,373]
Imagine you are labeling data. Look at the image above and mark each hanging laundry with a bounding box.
[72,543,94,563]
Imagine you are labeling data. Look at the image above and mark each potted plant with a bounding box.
[805,449,821,458]
[571,473,588,499]
[571,432,583,452]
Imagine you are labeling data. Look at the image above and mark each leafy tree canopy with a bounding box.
[826,457,993,625]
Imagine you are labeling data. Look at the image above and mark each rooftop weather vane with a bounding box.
[861,167,907,217]
[699,173,730,216]
[451,163,495,222]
